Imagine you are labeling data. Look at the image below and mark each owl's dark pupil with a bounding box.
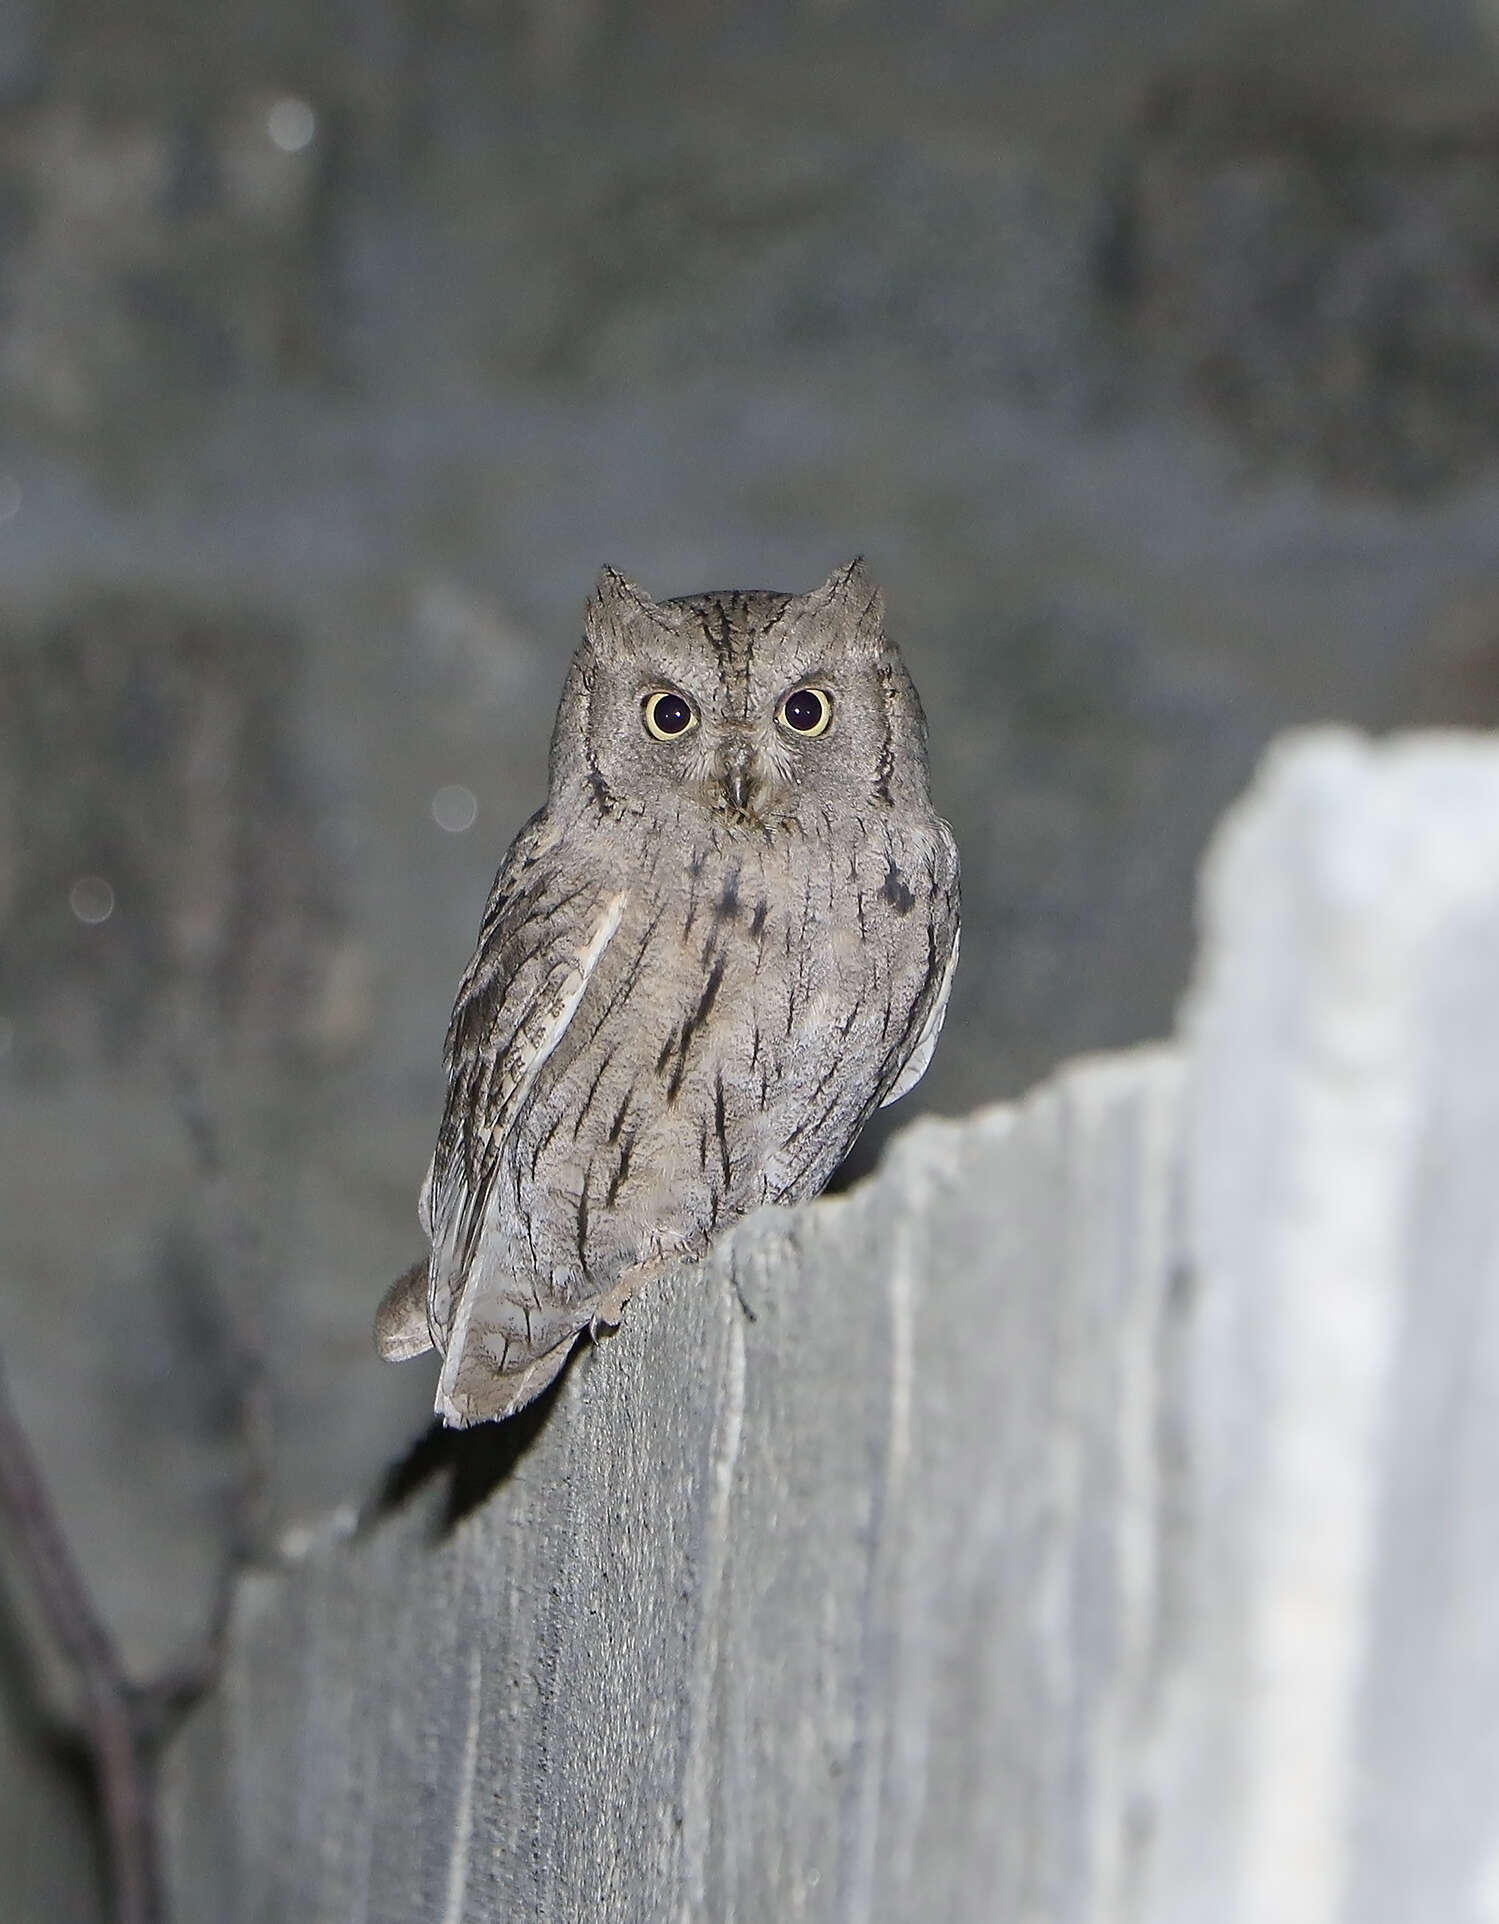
[784,689,825,733]
[651,693,692,735]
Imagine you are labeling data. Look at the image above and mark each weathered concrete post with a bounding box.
[163,730,1499,1924]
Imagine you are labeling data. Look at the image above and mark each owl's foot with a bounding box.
[587,1240,698,1337]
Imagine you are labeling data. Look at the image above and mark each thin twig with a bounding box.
[0,1357,162,1924]
[168,1046,274,1643]
[0,1054,276,1924]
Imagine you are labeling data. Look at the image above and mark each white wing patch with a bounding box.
[881,923,959,1107]
[435,890,627,1421]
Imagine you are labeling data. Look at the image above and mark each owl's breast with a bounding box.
[495,820,951,1310]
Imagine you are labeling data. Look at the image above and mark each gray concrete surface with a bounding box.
[166,1052,1183,1924]
[161,728,1499,1922]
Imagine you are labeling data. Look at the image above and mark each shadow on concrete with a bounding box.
[368,1361,573,1536]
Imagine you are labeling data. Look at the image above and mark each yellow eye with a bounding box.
[642,689,698,740]
[776,686,832,737]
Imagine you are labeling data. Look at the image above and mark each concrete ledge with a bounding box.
[164,729,1499,1923]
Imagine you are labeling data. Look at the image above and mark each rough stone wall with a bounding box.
[162,730,1499,1922]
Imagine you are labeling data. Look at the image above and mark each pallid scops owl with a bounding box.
[375,560,960,1426]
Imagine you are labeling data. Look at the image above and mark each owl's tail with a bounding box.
[436,1328,579,1428]
[373,1260,435,1361]
[376,1256,587,1426]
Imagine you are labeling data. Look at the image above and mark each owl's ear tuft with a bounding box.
[811,557,885,650]
[585,567,661,648]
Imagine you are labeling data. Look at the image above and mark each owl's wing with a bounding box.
[881,921,960,1106]
[416,813,628,1360]
[880,823,961,1108]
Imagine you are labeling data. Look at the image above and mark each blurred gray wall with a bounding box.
[4,3,1499,1917]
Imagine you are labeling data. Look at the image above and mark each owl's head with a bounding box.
[550,559,932,830]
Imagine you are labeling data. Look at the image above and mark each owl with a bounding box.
[375,559,960,1426]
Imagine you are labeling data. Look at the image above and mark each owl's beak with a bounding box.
[725,764,753,813]
[718,742,761,821]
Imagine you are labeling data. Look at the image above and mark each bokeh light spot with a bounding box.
[266,97,317,153]
[69,876,116,924]
[431,784,478,833]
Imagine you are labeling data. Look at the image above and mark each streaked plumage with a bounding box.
[375,559,959,1426]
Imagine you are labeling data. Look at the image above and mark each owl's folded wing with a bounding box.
[880,921,960,1107]
[419,815,628,1371]
[880,823,961,1108]
[376,819,597,1367]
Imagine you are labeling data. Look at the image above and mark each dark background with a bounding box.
[4,1,1499,1913]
